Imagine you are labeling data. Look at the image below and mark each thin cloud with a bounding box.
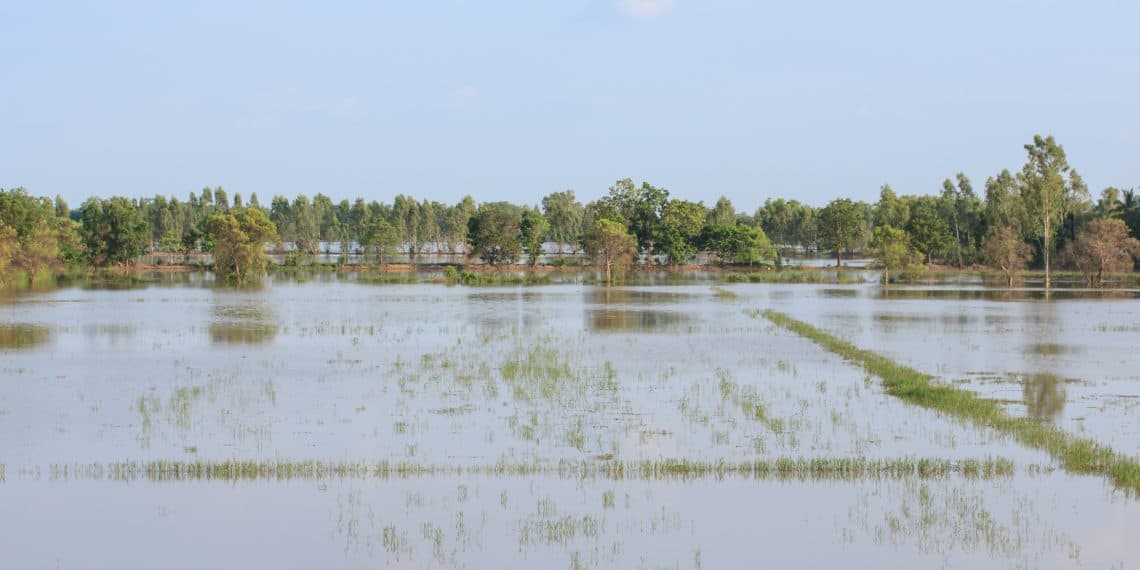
[618,0,676,18]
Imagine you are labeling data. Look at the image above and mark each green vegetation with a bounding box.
[80,197,149,266]
[758,309,1140,494]
[818,198,865,266]
[208,208,279,285]
[582,218,637,284]
[0,188,81,285]
[42,456,1018,483]
[4,134,1139,288]
[869,225,923,283]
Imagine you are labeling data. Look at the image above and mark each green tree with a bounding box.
[870,225,921,284]
[80,197,150,266]
[208,208,278,285]
[1060,218,1140,287]
[362,218,400,265]
[0,222,16,284]
[583,218,637,285]
[392,195,421,261]
[874,184,910,229]
[702,224,775,266]
[818,198,864,266]
[906,202,953,265]
[939,173,983,267]
[213,187,229,212]
[657,199,707,264]
[984,170,1024,236]
[1018,135,1090,289]
[595,179,669,264]
[519,208,549,266]
[467,203,522,266]
[708,196,736,227]
[291,195,319,255]
[981,226,1034,287]
[541,190,584,255]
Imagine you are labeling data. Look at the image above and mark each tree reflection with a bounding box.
[0,323,51,350]
[209,301,277,344]
[587,309,685,332]
[1022,372,1065,423]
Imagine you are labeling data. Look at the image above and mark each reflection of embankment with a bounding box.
[0,323,51,350]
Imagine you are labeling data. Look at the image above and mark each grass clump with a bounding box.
[758,309,1140,495]
[42,456,1016,483]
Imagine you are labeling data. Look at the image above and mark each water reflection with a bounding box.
[587,309,687,331]
[0,323,51,350]
[209,322,278,344]
[82,324,137,349]
[818,288,859,298]
[1022,373,1066,423]
[209,301,277,345]
[587,288,690,305]
[1023,343,1081,357]
[870,288,1140,301]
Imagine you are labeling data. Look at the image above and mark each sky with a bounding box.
[2,0,1139,210]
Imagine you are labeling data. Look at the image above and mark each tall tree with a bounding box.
[362,218,400,266]
[708,196,736,227]
[870,225,921,284]
[291,195,319,254]
[467,203,522,266]
[519,208,549,266]
[981,226,1034,287]
[818,198,864,266]
[583,218,637,285]
[874,184,910,229]
[0,222,16,284]
[1060,218,1140,287]
[939,173,982,267]
[1018,135,1089,289]
[657,199,707,264]
[541,191,584,255]
[702,223,775,266]
[208,208,278,285]
[906,202,953,265]
[80,197,150,266]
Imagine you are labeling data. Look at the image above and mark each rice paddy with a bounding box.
[1,272,1138,568]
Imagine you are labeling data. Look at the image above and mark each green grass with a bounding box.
[42,456,1016,482]
[758,309,1140,495]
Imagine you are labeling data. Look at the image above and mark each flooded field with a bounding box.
[1,273,1138,568]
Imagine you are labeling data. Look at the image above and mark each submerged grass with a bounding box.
[758,309,1140,495]
[41,456,1016,483]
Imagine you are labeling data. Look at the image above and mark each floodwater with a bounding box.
[0,273,1137,569]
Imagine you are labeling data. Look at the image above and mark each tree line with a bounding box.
[1,134,1138,286]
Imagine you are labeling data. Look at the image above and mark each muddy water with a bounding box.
[0,275,1138,568]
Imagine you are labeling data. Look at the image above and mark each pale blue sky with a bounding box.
[3,0,1139,209]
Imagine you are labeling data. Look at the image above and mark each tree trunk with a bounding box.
[953,218,963,268]
[1044,201,1051,290]
[835,248,842,267]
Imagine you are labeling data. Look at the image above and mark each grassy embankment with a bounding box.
[758,309,1140,495]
